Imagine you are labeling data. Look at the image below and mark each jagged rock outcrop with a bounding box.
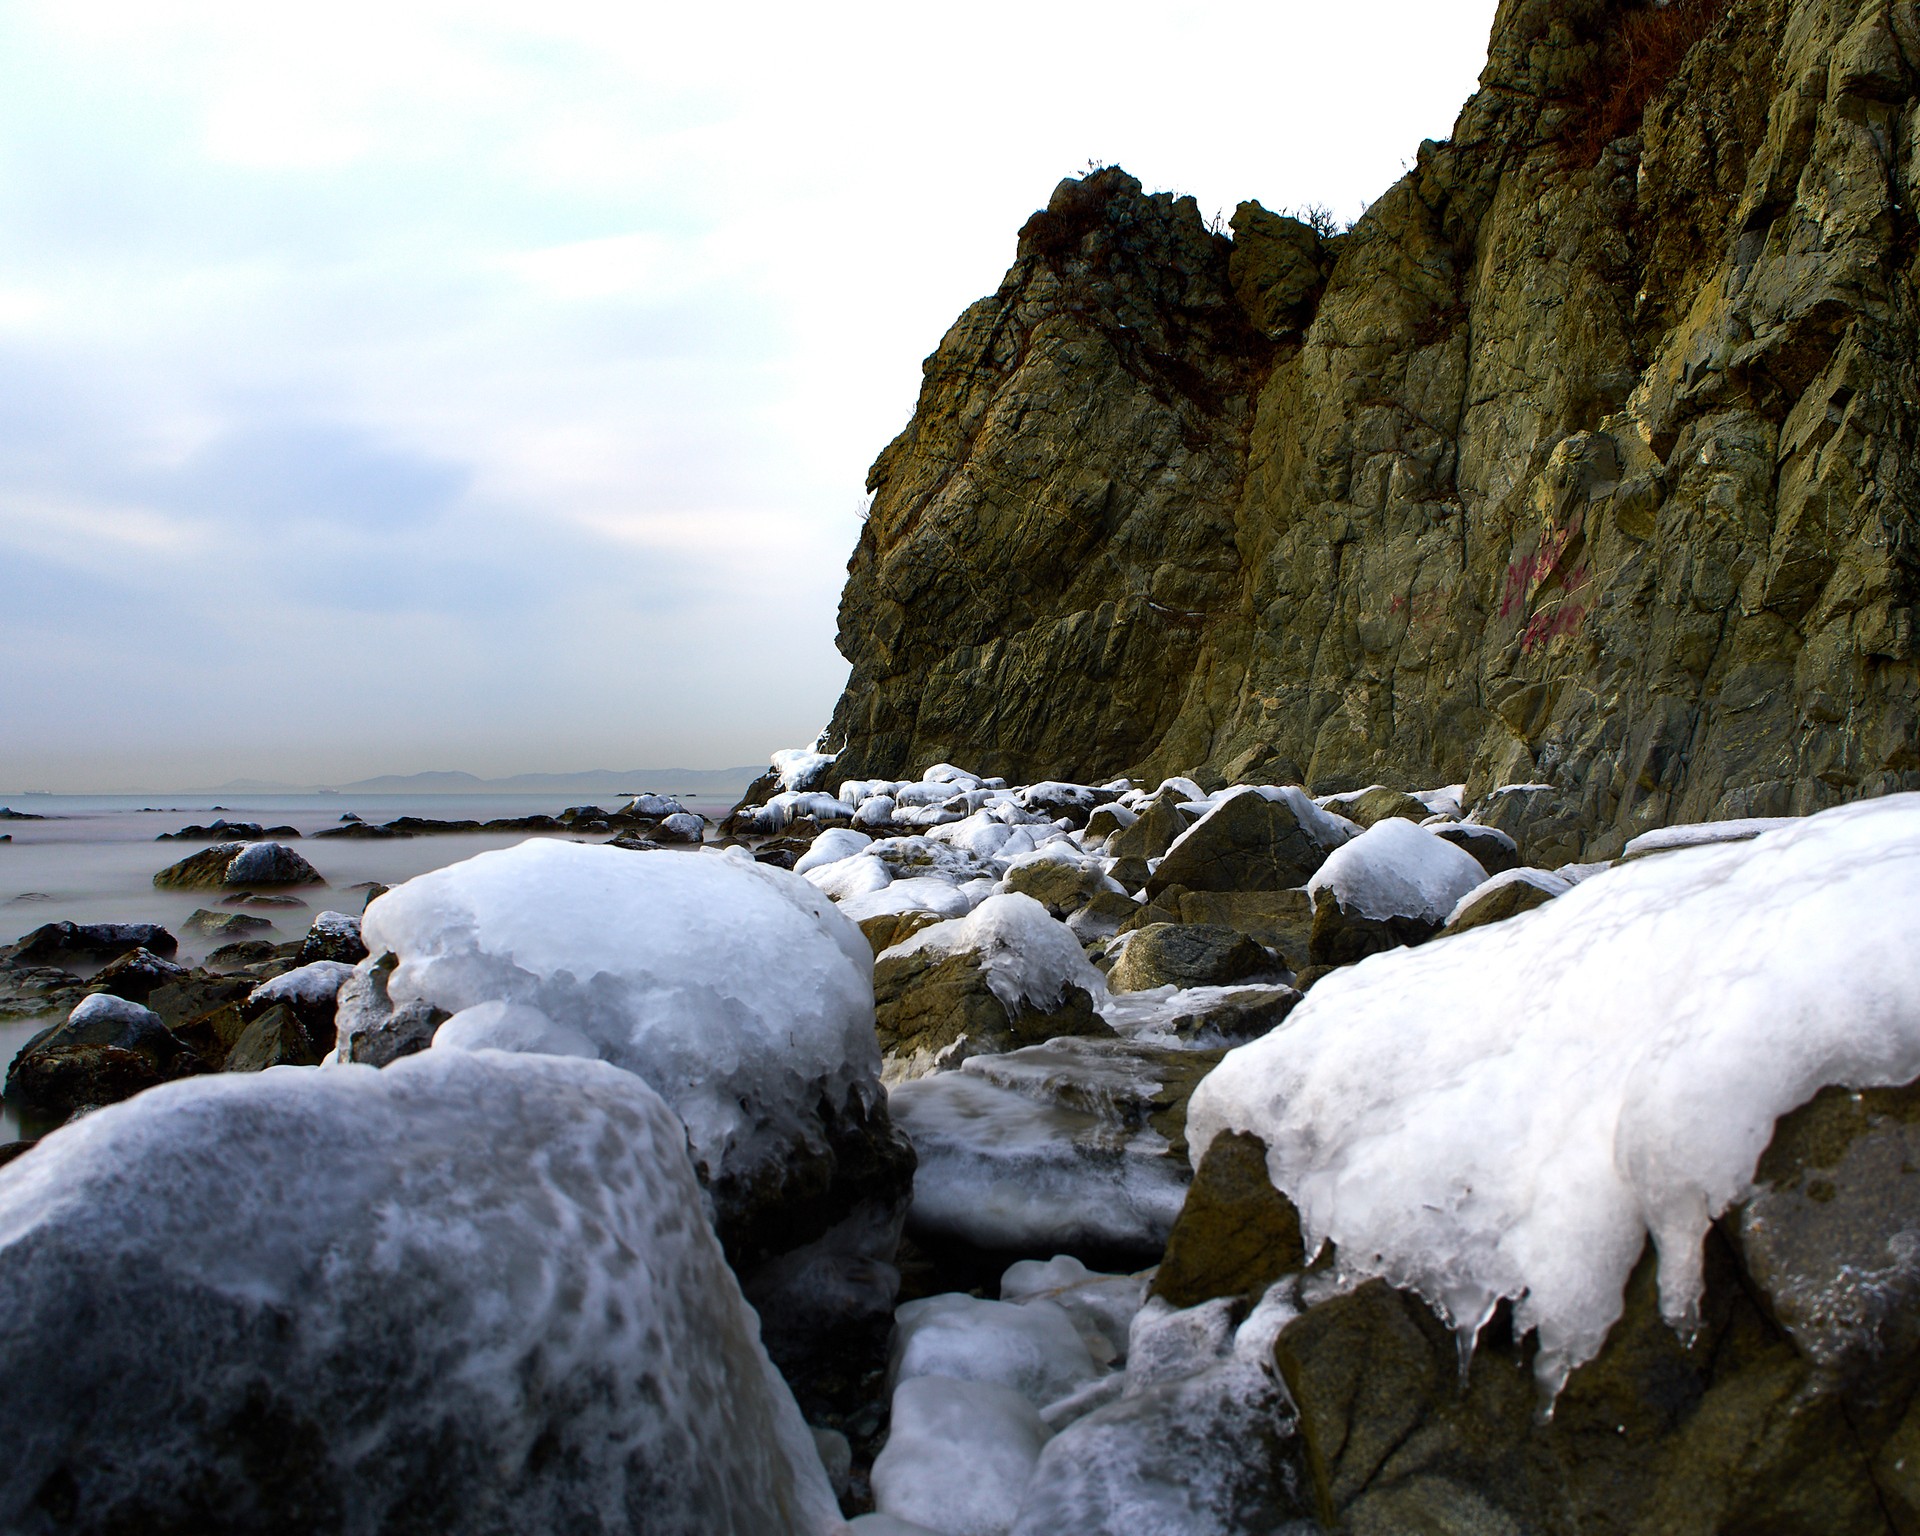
[828,0,1920,858]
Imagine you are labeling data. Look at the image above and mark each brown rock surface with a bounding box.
[825,0,1920,859]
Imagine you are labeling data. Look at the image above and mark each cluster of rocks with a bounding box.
[1,907,372,1143]
[311,795,706,843]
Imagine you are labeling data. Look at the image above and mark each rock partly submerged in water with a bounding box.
[0,1049,845,1535]
[154,842,324,891]
[3,993,202,1118]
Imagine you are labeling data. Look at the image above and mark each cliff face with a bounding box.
[827,0,1920,858]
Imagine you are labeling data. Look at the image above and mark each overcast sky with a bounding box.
[0,0,1499,792]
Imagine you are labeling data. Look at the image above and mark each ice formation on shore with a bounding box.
[1189,792,1920,1392]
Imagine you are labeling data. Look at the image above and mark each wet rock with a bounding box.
[295,910,367,965]
[1003,858,1117,919]
[1172,890,1314,967]
[1328,786,1430,828]
[5,993,201,1115]
[88,947,187,1004]
[1431,821,1522,875]
[1152,1131,1304,1310]
[152,842,248,890]
[204,939,280,971]
[1263,1079,1920,1535]
[222,1003,322,1071]
[1146,792,1349,898]
[182,908,275,941]
[858,909,944,957]
[1107,924,1275,993]
[5,921,178,965]
[873,947,1108,1082]
[222,841,323,887]
[1160,984,1300,1046]
[1438,869,1571,938]
[331,954,446,1068]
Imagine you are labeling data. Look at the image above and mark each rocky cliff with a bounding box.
[826,0,1920,859]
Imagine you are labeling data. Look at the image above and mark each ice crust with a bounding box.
[871,1376,1050,1536]
[1305,817,1487,922]
[0,1049,845,1534]
[1189,793,1920,1392]
[1158,785,1357,871]
[886,895,1105,1015]
[247,960,357,1011]
[352,839,879,1198]
[888,1072,1187,1252]
[892,1293,1103,1407]
[1621,816,1797,859]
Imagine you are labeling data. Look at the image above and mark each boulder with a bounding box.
[1083,804,1137,842]
[152,842,247,890]
[4,921,177,965]
[89,947,187,1003]
[873,896,1111,1081]
[1107,924,1275,993]
[1002,856,1119,919]
[182,908,274,941]
[222,841,324,887]
[204,939,279,970]
[5,993,201,1115]
[1106,797,1189,864]
[243,960,356,1057]
[1146,789,1352,898]
[332,954,446,1067]
[295,909,367,965]
[0,1049,846,1535]
[1064,889,1141,943]
[1438,868,1571,937]
[1172,890,1313,967]
[1432,821,1521,875]
[222,1002,320,1071]
[1151,1130,1305,1310]
[858,908,944,956]
[1158,984,1300,1046]
[1327,785,1429,828]
[874,947,1108,1080]
[1306,818,1487,967]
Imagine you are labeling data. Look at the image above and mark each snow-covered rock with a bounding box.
[796,827,875,876]
[1305,817,1487,966]
[1622,816,1797,859]
[0,1049,845,1534]
[773,746,840,793]
[892,1292,1104,1409]
[338,840,914,1299]
[223,841,324,887]
[871,1376,1051,1536]
[1189,793,1920,1394]
[886,895,1105,1019]
[296,908,367,965]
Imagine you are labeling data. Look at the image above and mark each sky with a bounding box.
[0,0,1500,792]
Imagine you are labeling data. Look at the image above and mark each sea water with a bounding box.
[0,790,735,1144]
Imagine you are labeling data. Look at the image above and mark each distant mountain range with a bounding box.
[206,767,763,797]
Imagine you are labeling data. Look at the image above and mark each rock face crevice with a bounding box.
[827,0,1920,859]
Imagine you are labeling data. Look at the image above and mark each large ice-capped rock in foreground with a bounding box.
[0,1050,845,1536]
[336,840,914,1318]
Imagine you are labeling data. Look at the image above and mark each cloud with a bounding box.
[0,0,1500,790]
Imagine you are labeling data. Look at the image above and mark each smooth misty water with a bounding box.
[0,790,735,1144]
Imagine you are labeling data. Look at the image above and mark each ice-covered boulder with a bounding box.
[240,959,354,1059]
[338,840,914,1311]
[872,895,1110,1082]
[1430,821,1520,875]
[1305,817,1486,966]
[296,909,368,965]
[1146,787,1354,897]
[0,1050,845,1534]
[892,1292,1104,1408]
[872,1375,1050,1536]
[1190,793,1920,1395]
